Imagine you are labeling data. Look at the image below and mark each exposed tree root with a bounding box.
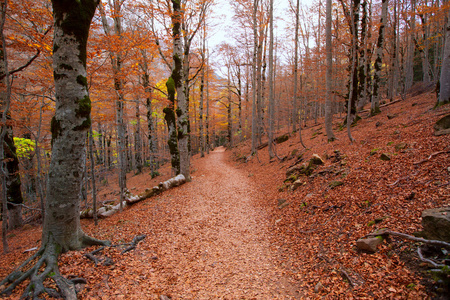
[0,235,110,299]
[85,234,146,267]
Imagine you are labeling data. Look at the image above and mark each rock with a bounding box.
[395,142,408,151]
[286,163,313,177]
[375,121,383,127]
[422,207,450,242]
[387,113,396,120]
[275,134,289,144]
[434,114,450,131]
[291,179,305,191]
[329,181,344,189]
[356,237,383,252]
[314,281,324,293]
[379,153,391,161]
[310,154,324,166]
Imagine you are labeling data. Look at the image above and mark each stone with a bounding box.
[422,207,450,242]
[291,179,305,191]
[356,237,383,252]
[395,142,408,151]
[329,181,344,189]
[434,114,450,131]
[310,154,324,166]
[387,113,396,120]
[379,153,391,161]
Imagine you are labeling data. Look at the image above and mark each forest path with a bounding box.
[147,146,299,299]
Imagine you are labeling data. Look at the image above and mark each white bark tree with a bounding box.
[439,7,450,105]
[370,0,388,116]
[325,0,336,141]
[1,0,109,298]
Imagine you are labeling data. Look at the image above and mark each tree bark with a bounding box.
[268,0,275,159]
[45,0,108,252]
[439,8,450,104]
[251,0,259,154]
[0,0,24,231]
[370,0,388,116]
[325,0,336,141]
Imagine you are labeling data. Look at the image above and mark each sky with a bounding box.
[208,0,315,50]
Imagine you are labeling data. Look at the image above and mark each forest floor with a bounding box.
[1,87,450,299]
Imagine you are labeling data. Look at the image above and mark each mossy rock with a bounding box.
[379,153,391,161]
[434,114,450,131]
[310,154,324,166]
[394,142,408,151]
[329,181,344,189]
[275,134,289,144]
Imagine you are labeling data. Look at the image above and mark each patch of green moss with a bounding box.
[75,95,91,118]
[77,75,88,87]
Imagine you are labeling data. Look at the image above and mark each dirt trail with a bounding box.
[148,147,299,299]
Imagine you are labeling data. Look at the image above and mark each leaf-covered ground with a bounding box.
[1,90,449,299]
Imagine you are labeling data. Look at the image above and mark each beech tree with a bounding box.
[439,7,450,105]
[370,0,388,116]
[1,1,109,298]
[325,0,335,142]
[0,1,24,232]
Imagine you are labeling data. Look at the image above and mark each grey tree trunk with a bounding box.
[268,0,275,159]
[405,0,416,92]
[251,0,259,154]
[206,49,210,154]
[134,100,142,174]
[370,0,388,116]
[199,29,205,158]
[44,0,108,251]
[170,0,189,180]
[98,0,126,210]
[325,0,336,141]
[293,0,300,133]
[439,8,450,104]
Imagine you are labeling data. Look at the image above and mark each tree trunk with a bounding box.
[206,49,210,154]
[293,0,300,133]
[171,0,189,180]
[199,28,205,157]
[268,0,274,159]
[439,8,450,104]
[325,0,336,141]
[98,0,126,210]
[134,100,142,174]
[370,0,388,116]
[0,0,23,232]
[405,0,416,92]
[251,0,259,154]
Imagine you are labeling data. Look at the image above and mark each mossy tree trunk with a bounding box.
[325,0,336,142]
[0,0,23,232]
[1,1,109,298]
[439,8,450,105]
[370,0,388,116]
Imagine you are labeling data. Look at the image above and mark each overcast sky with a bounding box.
[208,0,315,49]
